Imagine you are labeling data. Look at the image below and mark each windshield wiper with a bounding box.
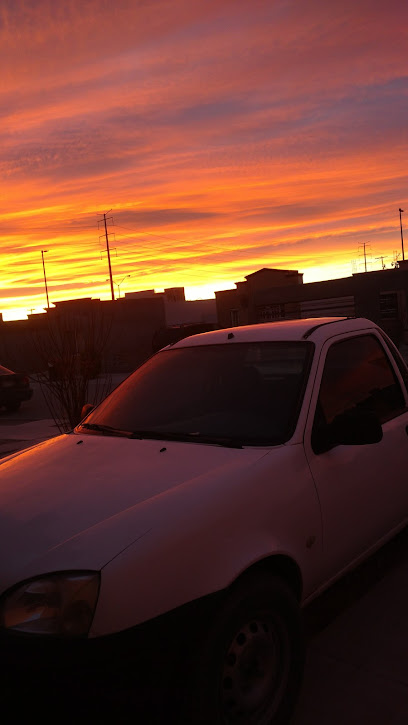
[80,424,265,448]
[80,423,134,437]
[188,434,244,449]
[129,430,244,448]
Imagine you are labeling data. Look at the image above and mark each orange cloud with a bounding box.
[1,0,407,319]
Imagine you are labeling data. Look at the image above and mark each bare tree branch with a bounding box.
[31,308,113,432]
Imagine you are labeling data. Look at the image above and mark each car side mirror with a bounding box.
[313,409,383,454]
[80,403,94,420]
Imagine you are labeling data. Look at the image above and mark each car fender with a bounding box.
[90,444,322,637]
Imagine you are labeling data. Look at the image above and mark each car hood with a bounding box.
[0,432,268,591]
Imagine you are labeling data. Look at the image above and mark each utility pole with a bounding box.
[375,255,387,270]
[98,211,115,301]
[41,250,50,309]
[358,242,371,273]
[399,208,405,261]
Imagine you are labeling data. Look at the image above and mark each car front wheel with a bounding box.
[186,573,304,725]
[5,402,21,412]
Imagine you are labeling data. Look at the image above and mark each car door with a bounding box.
[304,330,408,583]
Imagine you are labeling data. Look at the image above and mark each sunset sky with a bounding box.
[1,0,407,320]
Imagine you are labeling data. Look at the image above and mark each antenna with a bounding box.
[375,255,388,270]
[392,250,401,268]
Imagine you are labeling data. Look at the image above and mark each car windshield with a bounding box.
[78,341,313,446]
[0,365,14,375]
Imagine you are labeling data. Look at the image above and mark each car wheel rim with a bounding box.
[220,614,289,723]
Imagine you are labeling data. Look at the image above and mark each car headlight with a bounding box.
[0,571,100,637]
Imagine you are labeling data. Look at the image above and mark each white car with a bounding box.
[1,317,408,724]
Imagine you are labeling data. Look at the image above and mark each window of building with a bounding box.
[230,309,239,326]
[256,304,285,323]
[379,291,399,319]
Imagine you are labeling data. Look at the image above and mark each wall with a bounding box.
[164,298,217,326]
[216,266,408,347]
[216,267,303,328]
[0,296,166,374]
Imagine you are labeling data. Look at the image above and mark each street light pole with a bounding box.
[102,212,115,301]
[116,274,131,298]
[106,275,131,299]
[399,208,405,261]
[41,250,50,309]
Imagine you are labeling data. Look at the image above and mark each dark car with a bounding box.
[0,365,33,412]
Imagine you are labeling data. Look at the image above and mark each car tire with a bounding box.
[5,402,21,412]
[185,572,305,725]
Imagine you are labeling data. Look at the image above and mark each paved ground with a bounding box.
[293,531,408,724]
[1,389,408,723]
[0,416,58,457]
[0,373,128,457]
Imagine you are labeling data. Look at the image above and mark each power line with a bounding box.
[114,223,278,266]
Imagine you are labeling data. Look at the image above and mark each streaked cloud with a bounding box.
[0,0,407,319]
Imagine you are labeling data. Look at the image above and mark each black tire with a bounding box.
[185,573,305,725]
[5,401,21,412]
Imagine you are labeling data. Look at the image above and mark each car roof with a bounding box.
[170,317,379,348]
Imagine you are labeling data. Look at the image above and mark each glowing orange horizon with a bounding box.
[1,1,407,321]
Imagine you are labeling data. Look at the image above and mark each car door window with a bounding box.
[378,330,408,393]
[312,334,406,453]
